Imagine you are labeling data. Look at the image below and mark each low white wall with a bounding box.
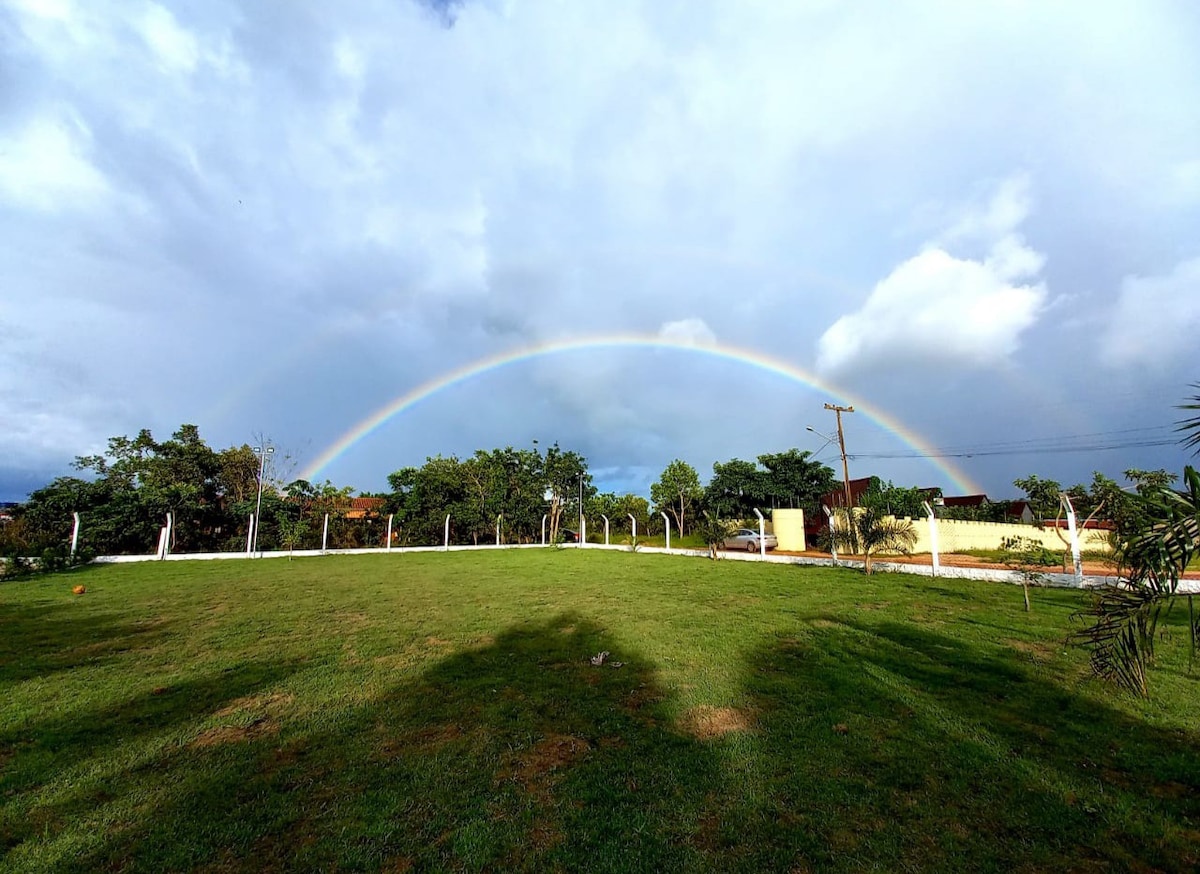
[896,516,1113,554]
[85,540,1200,594]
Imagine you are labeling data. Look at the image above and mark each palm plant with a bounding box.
[1072,387,1200,696]
[1180,383,1200,455]
[831,498,917,575]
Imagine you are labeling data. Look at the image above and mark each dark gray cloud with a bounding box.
[2,0,1199,503]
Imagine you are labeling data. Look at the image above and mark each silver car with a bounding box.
[722,528,779,552]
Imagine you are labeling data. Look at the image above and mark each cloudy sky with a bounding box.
[3,0,1199,502]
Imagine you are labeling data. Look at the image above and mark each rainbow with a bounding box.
[299,333,982,493]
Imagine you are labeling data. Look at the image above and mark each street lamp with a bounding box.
[252,443,274,555]
[806,425,837,455]
[807,424,852,510]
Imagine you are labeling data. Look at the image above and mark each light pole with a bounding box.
[578,472,584,543]
[807,421,852,510]
[822,404,855,510]
[252,443,274,555]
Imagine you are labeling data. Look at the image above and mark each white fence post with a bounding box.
[581,516,586,546]
[70,512,81,559]
[753,508,766,558]
[822,504,838,566]
[444,514,451,551]
[322,513,329,553]
[923,501,939,577]
[661,512,671,551]
[386,514,394,552]
[496,514,502,546]
[601,514,610,546]
[1061,493,1083,582]
[541,514,547,545]
[628,514,637,545]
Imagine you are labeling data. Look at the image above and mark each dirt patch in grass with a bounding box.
[624,684,664,713]
[215,692,295,718]
[425,636,452,647]
[327,611,373,632]
[529,822,565,852]
[191,717,279,748]
[856,601,892,611]
[376,722,470,758]
[498,733,591,800]
[1005,639,1060,661]
[678,706,755,740]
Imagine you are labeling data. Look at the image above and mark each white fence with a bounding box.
[84,541,1200,594]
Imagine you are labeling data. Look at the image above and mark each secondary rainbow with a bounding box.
[300,333,982,494]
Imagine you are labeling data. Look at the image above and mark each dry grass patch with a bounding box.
[678,705,755,740]
[190,717,279,748]
[498,733,591,800]
[214,692,294,718]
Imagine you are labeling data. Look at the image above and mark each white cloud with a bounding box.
[816,178,1048,373]
[136,3,200,73]
[0,113,109,211]
[1102,257,1200,368]
[658,317,717,346]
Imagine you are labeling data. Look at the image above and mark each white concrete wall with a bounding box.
[897,517,1113,554]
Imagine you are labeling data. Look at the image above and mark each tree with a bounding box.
[651,459,702,536]
[703,458,764,519]
[830,494,917,575]
[542,444,590,543]
[1013,475,1063,523]
[998,536,1056,613]
[695,511,736,560]
[757,449,836,517]
[868,481,930,520]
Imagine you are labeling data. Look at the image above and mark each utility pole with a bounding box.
[824,403,855,509]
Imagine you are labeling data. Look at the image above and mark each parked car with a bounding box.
[560,529,580,543]
[721,528,778,552]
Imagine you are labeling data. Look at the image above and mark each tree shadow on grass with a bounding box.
[0,600,174,688]
[49,614,725,873]
[736,616,1200,872]
[9,611,1200,873]
[1,659,307,864]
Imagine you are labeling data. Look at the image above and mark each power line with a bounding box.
[853,437,1178,460]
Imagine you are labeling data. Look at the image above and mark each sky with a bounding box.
[3,0,1199,503]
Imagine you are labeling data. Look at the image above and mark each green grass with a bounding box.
[2,551,1198,872]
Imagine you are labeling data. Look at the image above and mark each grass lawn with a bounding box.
[2,550,1199,872]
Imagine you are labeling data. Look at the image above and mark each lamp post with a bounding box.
[807,422,853,508]
[252,443,274,555]
[578,473,584,545]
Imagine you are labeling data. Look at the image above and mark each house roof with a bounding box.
[942,494,989,507]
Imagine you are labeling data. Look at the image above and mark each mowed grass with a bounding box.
[2,551,1199,872]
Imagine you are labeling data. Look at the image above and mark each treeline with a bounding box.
[2,424,843,555]
[2,426,360,559]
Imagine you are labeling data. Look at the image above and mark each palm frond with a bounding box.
[1177,383,1200,456]
[1071,586,1162,696]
